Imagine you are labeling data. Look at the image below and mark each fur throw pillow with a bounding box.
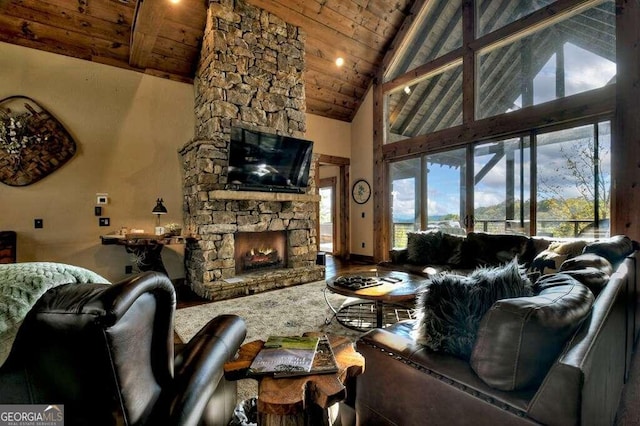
[406,231,443,264]
[413,260,533,359]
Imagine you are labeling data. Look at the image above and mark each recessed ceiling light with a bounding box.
[335,57,344,67]
[404,86,411,95]
[169,0,180,4]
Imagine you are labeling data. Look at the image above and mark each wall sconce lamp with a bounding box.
[152,198,168,234]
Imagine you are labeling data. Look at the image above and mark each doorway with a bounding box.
[319,177,336,254]
[317,155,350,258]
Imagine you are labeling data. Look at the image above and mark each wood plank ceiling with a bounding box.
[0,0,414,122]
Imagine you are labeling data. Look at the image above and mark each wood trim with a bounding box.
[471,0,605,54]
[382,50,464,94]
[341,164,350,258]
[373,75,388,262]
[382,85,615,161]
[462,0,475,124]
[318,154,350,166]
[319,177,337,255]
[381,0,431,79]
[613,0,640,242]
[317,155,351,259]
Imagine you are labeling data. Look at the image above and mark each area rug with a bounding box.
[174,280,364,403]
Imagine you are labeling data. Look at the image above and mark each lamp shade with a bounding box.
[152,198,168,215]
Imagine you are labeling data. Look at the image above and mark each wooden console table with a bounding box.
[100,234,184,276]
[224,333,364,426]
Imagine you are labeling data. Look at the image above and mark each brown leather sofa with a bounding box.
[353,235,639,425]
[0,271,247,426]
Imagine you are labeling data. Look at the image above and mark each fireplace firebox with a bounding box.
[234,231,287,274]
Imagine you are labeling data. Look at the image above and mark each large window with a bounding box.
[536,122,611,237]
[390,120,610,247]
[387,63,463,142]
[381,0,616,256]
[476,0,556,37]
[474,137,531,234]
[385,0,463,82]
[390,148,467,248]
[477,2,616,119]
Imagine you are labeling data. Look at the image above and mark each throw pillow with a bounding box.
[462,232,530,268]
[527,240,588,280]
[406,231,443,265]
[528,250,568,278]
[441,233,465,266]
[413,260,533,359]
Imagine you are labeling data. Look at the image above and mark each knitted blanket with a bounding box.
[0,262,110,366]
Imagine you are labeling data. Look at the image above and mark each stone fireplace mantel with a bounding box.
[209,190,320,203]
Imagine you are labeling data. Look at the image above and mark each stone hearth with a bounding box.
[180,0,323,301]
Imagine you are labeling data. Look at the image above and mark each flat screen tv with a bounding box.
[227,127,314,194]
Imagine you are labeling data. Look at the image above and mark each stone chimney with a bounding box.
[179,0,323,300]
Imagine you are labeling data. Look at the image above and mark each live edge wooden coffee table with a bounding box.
[224,333,364,426]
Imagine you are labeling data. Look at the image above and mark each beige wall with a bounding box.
[305,114,351,158]
[0,42,194,282]
[350,90,375,256]
[0,42,371,280]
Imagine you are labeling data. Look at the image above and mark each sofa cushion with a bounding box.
[582,234,635,265]
[470,273,594,391]
[461,232,530,268]
[413,260,532,359]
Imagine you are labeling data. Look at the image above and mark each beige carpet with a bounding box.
[174,280,364,403]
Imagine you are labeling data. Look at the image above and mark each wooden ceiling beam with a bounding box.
[129,0,170,69]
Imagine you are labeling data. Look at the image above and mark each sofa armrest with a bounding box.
[528,266,628,426]
[168,314,247,425]
[355,326,534,425]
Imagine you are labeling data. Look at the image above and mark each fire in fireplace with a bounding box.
[234,231,287,274]
[243,246,282,270]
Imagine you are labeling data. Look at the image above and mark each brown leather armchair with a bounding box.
[0,271,246,426]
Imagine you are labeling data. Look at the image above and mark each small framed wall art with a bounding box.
[352,179,371,204]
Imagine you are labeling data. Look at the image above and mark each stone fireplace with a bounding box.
[179,0,324,300]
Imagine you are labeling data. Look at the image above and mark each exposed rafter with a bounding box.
[130,0,172,69]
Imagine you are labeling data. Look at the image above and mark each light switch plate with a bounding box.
[96,193,108,204]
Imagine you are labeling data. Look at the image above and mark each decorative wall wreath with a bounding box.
[0,96,76,186]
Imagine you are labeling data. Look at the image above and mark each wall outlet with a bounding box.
[361,242,365,248]
[34,218,43,229]
[361,212,365,218]
[99,217,110,226]
[94,206,102,216]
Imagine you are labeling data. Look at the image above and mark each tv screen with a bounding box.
[227,127,314,193]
